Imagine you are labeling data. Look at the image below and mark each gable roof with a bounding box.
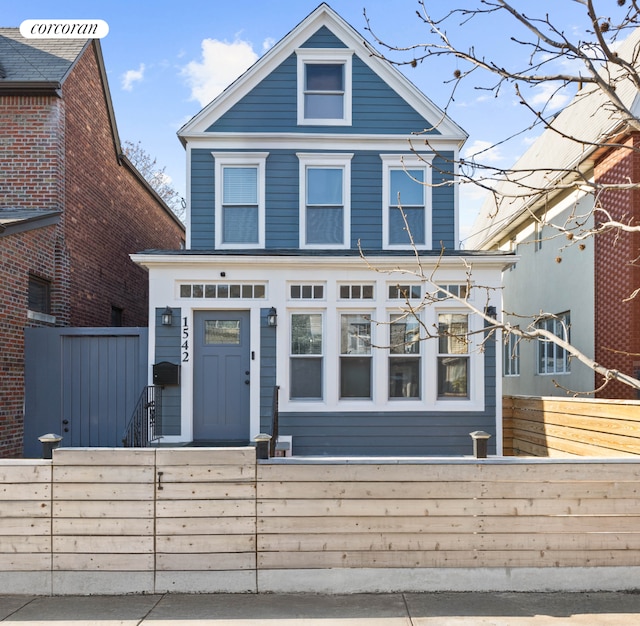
[178,3,466,144]
[468,27,640,250]
[0,28,89,94]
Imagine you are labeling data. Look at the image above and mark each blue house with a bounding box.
[133,4,509,455]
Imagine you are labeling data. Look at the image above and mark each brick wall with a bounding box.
[0,225,59,457]
[594,133,640,399]
[63,43,184,327]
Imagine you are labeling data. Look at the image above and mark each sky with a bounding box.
[4,1,599,244]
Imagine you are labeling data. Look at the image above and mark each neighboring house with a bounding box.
[0,30,185,457]
[468,29,640,400]
[133,4,509,455]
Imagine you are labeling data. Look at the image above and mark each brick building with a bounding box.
[0,30,185,457]
[468,28,640,400]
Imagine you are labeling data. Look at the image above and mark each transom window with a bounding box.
[339,284,374,299]
[381,154,434,250]
[537,312,570,375]
[388,284,421,300]
[212,152,268,249]
[437,313,470,399]
[290,284,325,300]
[296,49,353,126]
[179,283,266,299]
[298,153,352,248]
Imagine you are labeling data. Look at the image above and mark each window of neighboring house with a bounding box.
[296,49,353,125]
[28,274,51,315]
[381,154,434,249]
[389,313,421,399]
[537,312,570,375]
[212,152,268,249]
[437,313,470,399]
[340,313,372,399]
[503,332,520,376]
[290,313,323,400]
[298,153,352,248]
[534,220,543,252]
[111,306,124,327]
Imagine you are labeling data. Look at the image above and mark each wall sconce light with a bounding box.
[161,306,173,326]
[267,307,277,327]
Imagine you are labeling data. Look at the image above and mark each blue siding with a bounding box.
[209,53,440,135]
[260,308,278,432]
[190,148,456,251]
[277,327,497,456]
[154,307,181,436]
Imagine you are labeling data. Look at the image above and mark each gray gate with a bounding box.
[24,327,148,457]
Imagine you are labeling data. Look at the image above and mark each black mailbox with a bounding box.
[153,361,181,386]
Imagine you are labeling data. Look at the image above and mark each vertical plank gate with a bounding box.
[24,328,148,457]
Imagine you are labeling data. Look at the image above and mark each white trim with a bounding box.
[211,152,269,250]
[296,48,353,126]
[381,153,435,251]
[297,153,353,249]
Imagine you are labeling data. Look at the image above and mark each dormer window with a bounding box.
[296,49,353,126]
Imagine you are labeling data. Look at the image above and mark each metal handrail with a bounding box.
[122,385,161,447]
[269,385,280,457]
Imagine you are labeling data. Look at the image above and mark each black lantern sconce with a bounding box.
[161,306,173,326]
[267,307,277,328]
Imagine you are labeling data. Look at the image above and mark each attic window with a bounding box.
[296,48,353,126]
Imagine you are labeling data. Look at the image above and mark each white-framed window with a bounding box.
[437,313,470,399]
[298,153,352,248]
[212,152,268,249]
[340,312,372,399]
[296,48,353,126]
[339,284,374,300]
[389,313,421,399]
[290,312,324,400]
[388,283,422,300]
[537,312,570,375]
[503,332,520,377]
[381,154,434,250]
[289,284,325,300]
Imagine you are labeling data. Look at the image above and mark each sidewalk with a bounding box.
[2,592,640,624]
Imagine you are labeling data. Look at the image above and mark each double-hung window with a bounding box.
[437,313,470,399]
[212,152,268,249]
[340,313,372,399]
[298,153,352,248]
[381,154,434,249]
[389,314,421,399]
[504,332,520,376]
[536,312,570,375]
[290,313,323,399]
[296,49,353,126]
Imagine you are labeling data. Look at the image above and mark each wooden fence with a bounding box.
[503,395,640,457]
[2,447,640,595]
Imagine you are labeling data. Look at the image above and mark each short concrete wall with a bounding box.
[2,448,640,594]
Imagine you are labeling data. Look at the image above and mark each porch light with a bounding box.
[161,306,173,326]
[267,307,277,327]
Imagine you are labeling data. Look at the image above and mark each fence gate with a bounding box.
[24,327,148,457]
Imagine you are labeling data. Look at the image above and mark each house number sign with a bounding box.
[182,317,189,362]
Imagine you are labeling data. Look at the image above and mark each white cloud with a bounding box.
[462,139,504,164]
[122,63,145,91]
[529,82,572,111]
[182,38,259,107]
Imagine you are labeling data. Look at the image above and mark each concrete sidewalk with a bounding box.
[2,592,640,624]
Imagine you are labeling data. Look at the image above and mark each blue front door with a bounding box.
[193,310,251,442]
